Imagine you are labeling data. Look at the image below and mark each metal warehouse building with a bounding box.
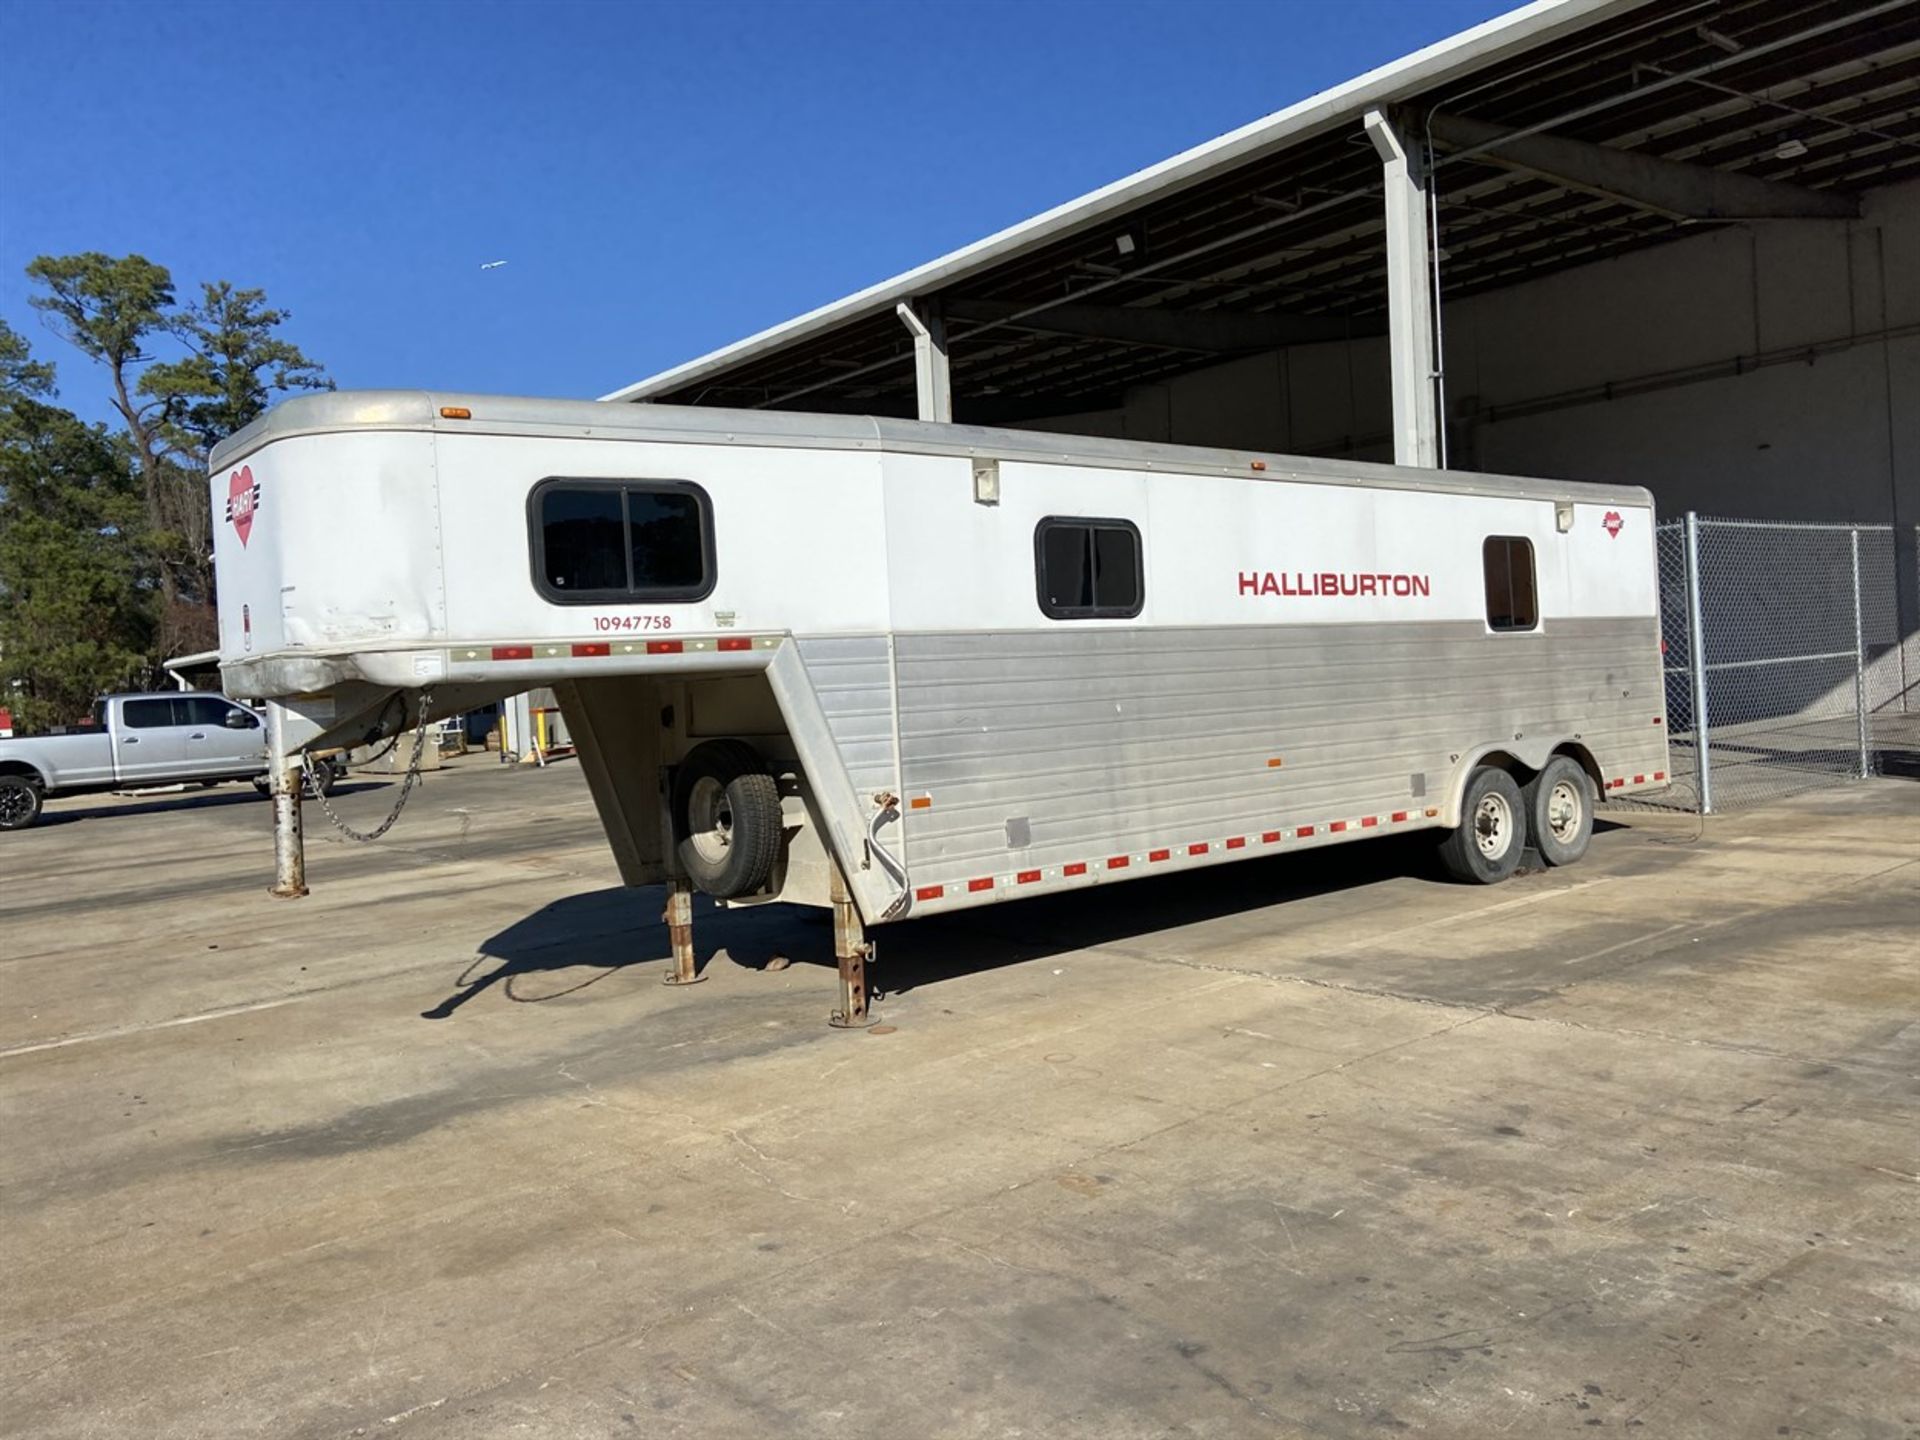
[608,0,1919,808]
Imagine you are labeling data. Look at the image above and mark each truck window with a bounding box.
[122,698,176,729]
[530,480,714,604]
[181,696,241,727]
[1483,536,1538,632]
[1035,517,1144,620]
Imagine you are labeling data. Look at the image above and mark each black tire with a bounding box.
[0,775,44,831]
[670,740,782,899]
[1436,765,1527,884]
[1523,756,1594,867]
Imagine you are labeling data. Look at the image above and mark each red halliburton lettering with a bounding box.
[1237,570,1432,598]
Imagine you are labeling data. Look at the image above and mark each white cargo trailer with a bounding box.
[211,392,1669,1023]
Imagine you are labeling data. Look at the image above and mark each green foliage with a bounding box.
[142,281,332,457]
[3,258,331,721]
[0,396,157,731]
[25,252,174,385]
[0,318,56,399]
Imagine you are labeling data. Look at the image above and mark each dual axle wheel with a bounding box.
[1436,755,1594,884]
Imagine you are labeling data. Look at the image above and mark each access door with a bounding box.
[178,695,265,778]
[112,697,191,785]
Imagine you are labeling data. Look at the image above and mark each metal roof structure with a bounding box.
[604,0,1920,427]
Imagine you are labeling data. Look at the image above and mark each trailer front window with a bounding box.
[531,480,715,603]
[1035,517,1143,620]
[1483,536,1538,632]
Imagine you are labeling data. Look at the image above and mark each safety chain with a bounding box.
[302,688,435,844]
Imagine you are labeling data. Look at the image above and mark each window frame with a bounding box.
[1033,515,1146,621]
[526,477,717,606]
[121,698,178,730]
[1482,534,1540,634]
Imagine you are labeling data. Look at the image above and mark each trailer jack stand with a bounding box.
[266,702,307,899]
[661,879,705,986]
[828,862,878,1029]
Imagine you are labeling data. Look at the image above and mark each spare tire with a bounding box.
[670,740,783,899]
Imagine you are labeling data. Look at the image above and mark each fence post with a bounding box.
[1683,512,1713,815]
[1851,527,1870,779]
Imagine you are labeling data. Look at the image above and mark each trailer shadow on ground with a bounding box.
[430,818,1627,1019]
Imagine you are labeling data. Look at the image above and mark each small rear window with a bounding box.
[1035,517,1144,620]
[530,480,714,603]
[1483,536,1539,632]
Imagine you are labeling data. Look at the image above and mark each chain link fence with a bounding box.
[1643,515,1912,813]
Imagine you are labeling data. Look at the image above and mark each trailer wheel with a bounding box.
[671,740,782,900]
[0,775,44,831]
[1523,756,1593,867]
[1436,766,1527,884]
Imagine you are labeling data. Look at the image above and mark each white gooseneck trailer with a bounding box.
[211,392,1668,1023]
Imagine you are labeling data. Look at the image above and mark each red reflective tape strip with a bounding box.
[1654,771,1666,781]
[1225,836,1247,850]
[646,640,683,654]
[1016,869,1041,885]
[571,642,610,657]
[1261,831,1281,844]
[968,877,993,893]
[1330,820,1348,833]
[1360,816,1379,828]
[718,637,752,651]
[490,645,532,661]
[1391,811,1409,822]
[914,885,943,901]
[1296,825,1315,837]
[1611,778,1625,789]
[1633,775,1646,784]
[1188,843,1209,856]
[1063,862,1087,877]
[1107,855,1130,870]
[1149,849,1171,862]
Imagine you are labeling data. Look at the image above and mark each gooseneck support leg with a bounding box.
[829,860,877,1029]
[266,701,308,899]
[662,879,704,986]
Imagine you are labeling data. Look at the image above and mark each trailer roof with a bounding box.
[603,0,1919,428]
[212,388,1655,507]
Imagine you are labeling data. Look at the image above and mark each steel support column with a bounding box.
[1363,109,1440,469]
[265,700,308,898]
[896,299,952,423]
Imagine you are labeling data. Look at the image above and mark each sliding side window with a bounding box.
[530,480,715,604]
[1035,517,1144,620]
[1483,536,1538,632]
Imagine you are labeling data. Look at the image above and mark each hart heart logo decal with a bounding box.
[1603,510,1624,539]
[226,466,260,546]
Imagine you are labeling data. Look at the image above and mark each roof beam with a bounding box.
[1424,108,1861,221]
[944,298,1381,354]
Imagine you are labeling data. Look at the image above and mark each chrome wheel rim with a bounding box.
[1474,791,1513,859]
[687,775,734,864]
[1546,779,1582,843]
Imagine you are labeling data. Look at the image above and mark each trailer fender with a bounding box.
[1442,741,1555,827]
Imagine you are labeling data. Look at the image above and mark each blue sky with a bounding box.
[2,0,1506,427]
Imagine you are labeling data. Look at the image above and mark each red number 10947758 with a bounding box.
[592,614,674,632]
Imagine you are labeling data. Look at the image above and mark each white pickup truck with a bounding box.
[0,691,340,831]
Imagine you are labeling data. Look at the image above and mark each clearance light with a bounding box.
[718,637,752,651]
[439,406,472,420]
[490,645,532,661]
[646,640,683,655]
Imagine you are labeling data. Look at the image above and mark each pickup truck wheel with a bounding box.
[670,741,782,900]
[0,775,44,831]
